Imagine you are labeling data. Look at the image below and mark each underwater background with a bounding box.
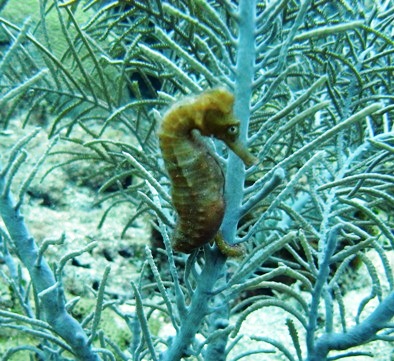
[0,0,394,360]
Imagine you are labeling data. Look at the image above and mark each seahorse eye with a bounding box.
[227,125,239,135]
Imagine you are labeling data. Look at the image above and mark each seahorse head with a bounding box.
[197,88,258,167]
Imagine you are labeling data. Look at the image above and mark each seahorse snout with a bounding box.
[227,140,258,167]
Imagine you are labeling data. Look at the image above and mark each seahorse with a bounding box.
[158,88,257,256]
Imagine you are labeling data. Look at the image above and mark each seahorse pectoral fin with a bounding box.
[227,140,258,167]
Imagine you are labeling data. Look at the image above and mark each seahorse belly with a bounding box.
[159,132,225,252]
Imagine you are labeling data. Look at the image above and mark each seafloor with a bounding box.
[1,118,393,360]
